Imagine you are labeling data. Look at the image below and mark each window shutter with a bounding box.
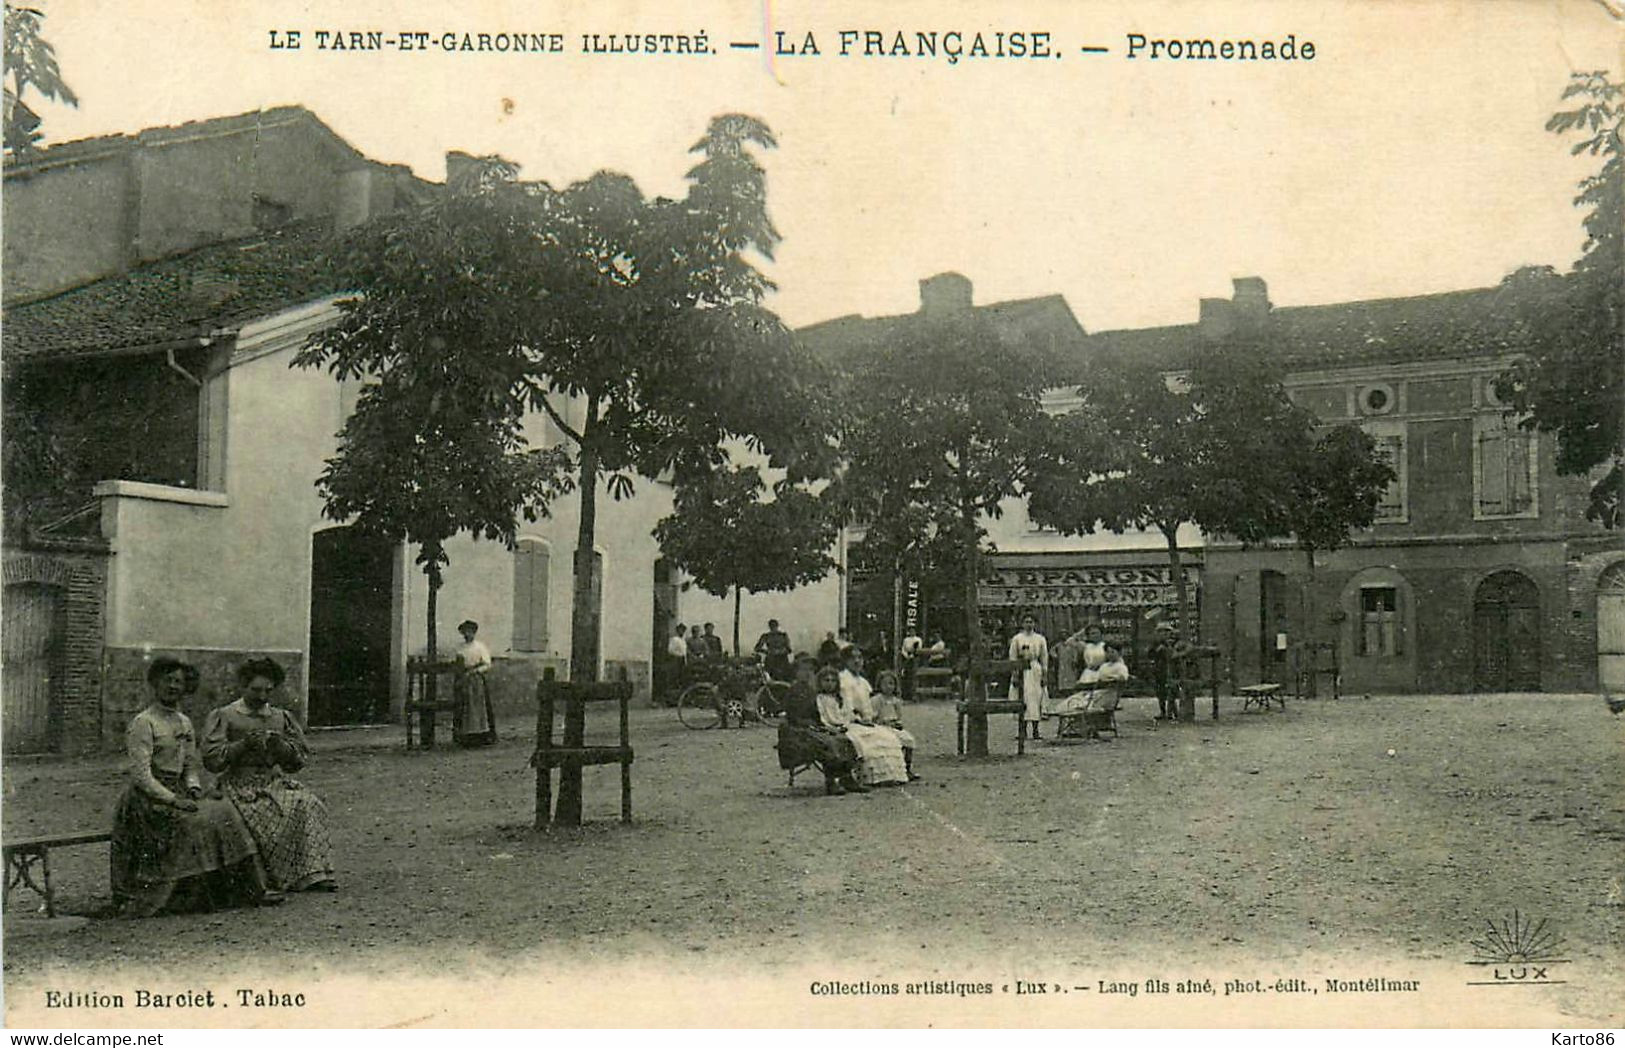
[512,547,533,651]
[1508,431,1532,512]
[531,544,551,649]
[1479,430,1507,514]
[512,540,551,652]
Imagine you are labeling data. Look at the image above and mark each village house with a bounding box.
[799,272,1620,696]
[0,108,716,753]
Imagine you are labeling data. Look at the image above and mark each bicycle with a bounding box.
[677,658,791,730]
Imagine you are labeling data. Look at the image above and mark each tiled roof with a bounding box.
[1,221,343,362]
[1079,277,1570,374]
[2,106,364,176]
[799,293,1088,364]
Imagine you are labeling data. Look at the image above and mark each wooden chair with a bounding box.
[531,667,634,828]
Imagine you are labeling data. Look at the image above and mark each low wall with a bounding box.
[103,645,306,749]
[481,655,655,727]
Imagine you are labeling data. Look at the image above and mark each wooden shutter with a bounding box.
[512,540,551,652]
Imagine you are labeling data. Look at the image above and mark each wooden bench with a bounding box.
[530,667,634,827]
[1237,683,1286,713]
[4,830,111,918]
[912,665,960,701]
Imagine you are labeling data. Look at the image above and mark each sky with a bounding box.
[22,0,1623,331]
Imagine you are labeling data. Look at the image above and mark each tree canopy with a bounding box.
[4,4,77,156]
[1026,342,1327,642]
[301,114,833,683]
[1498,71,1623,528]
[831,307,1059,661]
[653,466,837,654]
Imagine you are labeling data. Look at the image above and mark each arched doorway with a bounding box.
[308,526,395,726]
[1472,570,1541,692]
[1597,561,1625,692]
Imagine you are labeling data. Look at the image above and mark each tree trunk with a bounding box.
[422,550,442,747]
[570,428,601,685]
[1302,545,1318,698]
[1163,524,1196,723]
[732,586,742,657]
[561,414,600,831]
[962,501,990,757]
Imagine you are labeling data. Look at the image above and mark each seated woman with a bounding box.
[1077,642,1131,739]
[871,670,921,782]
[202,659,337,892]
[778,658,864,795]
[111,658,277,917]
[825,664,909,787]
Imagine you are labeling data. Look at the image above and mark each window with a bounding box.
[1358,383,1396,416]
[1475,417,1538,519]
[1359,586,1401,657]
[1370,432,1406,522]
[512,538,551,652]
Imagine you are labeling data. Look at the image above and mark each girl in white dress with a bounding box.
[1008,614,1049,740]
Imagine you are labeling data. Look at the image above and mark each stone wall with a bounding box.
[103,645,305,749]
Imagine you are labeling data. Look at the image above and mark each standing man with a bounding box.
[687,620,710,665]
[702,622,724,660]
[817,630,841,666]
[665,624,691,704]
[753,618,793,682]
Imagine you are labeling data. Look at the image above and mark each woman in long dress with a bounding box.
[823,666,909,786]
[453,619,497,747]
[110,658,277,917]
[202,658,337,892]
[1008,614,1049,740]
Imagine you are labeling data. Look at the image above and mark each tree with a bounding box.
[1498,71,1624,527]
[295,182,575,693]
[303,116,832,689]
[1026,345,1316,653]
[500,115,833,684]
[653,466,838,655]
[1281,424,1395,658]
[4,4,77,156]
[831,307,1057,751]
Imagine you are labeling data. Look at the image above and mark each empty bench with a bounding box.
[4,830,111,917]
[1237,683,1286,713]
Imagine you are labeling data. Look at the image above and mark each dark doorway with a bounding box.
[1472,570,1541,692]
[2,582,61,753]
[309,527,395,725]
[652,557,679,697]
[1260,570,1292,684]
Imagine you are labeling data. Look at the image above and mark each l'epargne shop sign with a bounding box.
[977,565,1201,608]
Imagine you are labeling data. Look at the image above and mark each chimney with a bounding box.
[445,150,481,190]
[1198,297,1235,342]
[1231,276,1271,322]
[333,168,375,234]
[919,272,974,314]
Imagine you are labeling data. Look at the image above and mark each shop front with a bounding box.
[977,552,1202,685]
